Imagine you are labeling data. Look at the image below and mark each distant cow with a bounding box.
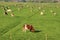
[6,7,12,12]
[23,24,35,32]
[3,7,8,15]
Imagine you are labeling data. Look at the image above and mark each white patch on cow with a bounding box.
[25,24,28,30]
[23,24,28,32]
[40,11,44,15]
[7,9,12,12]
[11,14,14,17]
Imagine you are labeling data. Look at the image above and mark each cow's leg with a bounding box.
[23,26,28,32]
[23,28,26,32]
[4,11,8,15]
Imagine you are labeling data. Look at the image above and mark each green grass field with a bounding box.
[0,2,60,40]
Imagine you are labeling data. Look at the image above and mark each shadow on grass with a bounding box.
[34,30,42,33]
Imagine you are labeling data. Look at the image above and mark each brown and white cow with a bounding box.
[23,24,35,32]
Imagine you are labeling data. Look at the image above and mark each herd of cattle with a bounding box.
[3,5,57,17]
[2,5,58,32]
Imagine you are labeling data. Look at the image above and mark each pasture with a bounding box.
[0,2,60,40]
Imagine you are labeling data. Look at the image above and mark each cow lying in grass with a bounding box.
[23,24,35,32]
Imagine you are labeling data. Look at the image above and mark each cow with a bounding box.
[6,7,12,12]
[23,24,35,32]
[3,7,8,15]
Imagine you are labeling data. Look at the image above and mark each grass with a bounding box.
[0,2,60,40]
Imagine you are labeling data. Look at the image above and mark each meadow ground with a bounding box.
[0,2,60,40]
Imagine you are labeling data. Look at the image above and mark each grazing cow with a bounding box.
[50,10,56,16]
[6,7,12,12]
[3,7,8,15]
[23,24,35,32]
